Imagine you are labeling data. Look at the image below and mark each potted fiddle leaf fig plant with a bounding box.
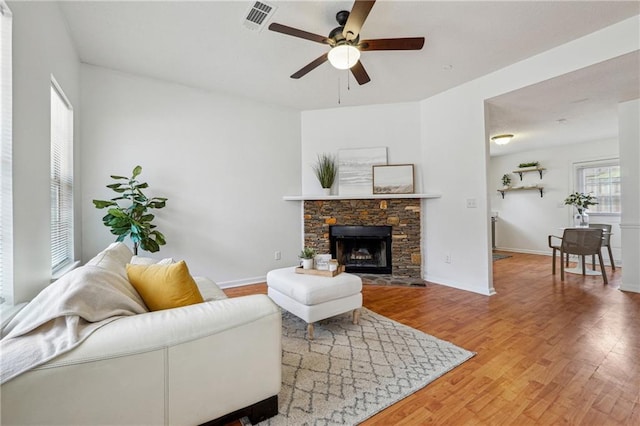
[93,165,168,255]
[312,153,337,195]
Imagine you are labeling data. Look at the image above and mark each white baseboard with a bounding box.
[217,276,266,289]
[424,274,495,296]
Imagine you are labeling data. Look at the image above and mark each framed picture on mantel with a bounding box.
[338,147,388,195]
[373,164,415,194]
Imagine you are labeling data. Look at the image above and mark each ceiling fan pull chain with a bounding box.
[337,76,341,105]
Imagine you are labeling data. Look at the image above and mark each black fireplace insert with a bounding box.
[329,225,392,274]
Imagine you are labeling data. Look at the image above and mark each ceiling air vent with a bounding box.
[243,1,276,32]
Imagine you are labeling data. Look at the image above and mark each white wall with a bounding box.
[301,102,422,195]
[300,102,425,263]
[489,139,621,265]
[9,2,80,303]
[80,66,302,287]
[420,15,638,296]
[619,99,640,292]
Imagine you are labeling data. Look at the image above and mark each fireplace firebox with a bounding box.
[329,225,392,274]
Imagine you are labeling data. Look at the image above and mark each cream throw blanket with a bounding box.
[0,265,148,384]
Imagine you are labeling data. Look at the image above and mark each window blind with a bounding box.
[50,80,74,273]
[0,1,12,305]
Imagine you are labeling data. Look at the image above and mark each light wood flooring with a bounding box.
[224,252,639,425]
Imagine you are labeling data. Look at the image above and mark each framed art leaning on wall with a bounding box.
[373,164,415,194]
[338,147,388,195]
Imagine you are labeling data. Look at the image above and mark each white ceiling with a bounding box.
[57,1,640,154]
[487,50,640,156]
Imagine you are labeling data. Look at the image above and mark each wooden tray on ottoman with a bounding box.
[294,265,345,277]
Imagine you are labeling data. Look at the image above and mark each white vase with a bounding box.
[301,258,314,269]
[322,187,331,196]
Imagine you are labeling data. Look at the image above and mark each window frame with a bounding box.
[572,157,620,217]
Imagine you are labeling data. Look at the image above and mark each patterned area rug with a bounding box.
[254,308,474,425]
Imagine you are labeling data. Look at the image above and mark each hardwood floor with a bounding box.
[223,252,639,425]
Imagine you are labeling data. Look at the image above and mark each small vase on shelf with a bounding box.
[574,209,589,227]
[322,187,331,196]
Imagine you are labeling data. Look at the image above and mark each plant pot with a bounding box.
[301,258,314,269]
[322,187,331,196]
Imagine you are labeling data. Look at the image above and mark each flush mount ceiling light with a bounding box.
[328,43,361,70]
[491,134,514,145]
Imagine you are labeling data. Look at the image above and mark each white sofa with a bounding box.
[1,244,282,426]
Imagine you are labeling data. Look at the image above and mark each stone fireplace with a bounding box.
[303,198,421,279]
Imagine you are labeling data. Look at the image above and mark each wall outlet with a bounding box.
[466,198,477,208]
[445,253,452,264]
[274,251,281,260]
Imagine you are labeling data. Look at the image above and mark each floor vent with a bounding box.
[243,1,276,32]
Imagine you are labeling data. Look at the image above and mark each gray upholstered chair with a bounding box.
[548,228,607,284]
[589,223,615,270]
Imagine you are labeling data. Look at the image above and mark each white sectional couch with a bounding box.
[0,243,282,425]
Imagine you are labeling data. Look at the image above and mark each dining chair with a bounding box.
[548,228,607,284]
[589,223,615,270]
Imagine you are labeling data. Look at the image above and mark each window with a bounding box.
[575,159,620,214]
[50,79,74,273]
[0,1,12,305]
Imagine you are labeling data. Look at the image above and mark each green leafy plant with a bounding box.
[518,161,540,168]
[564,192,598,212]
[299,247,317,259]
[501,173,512,187]
[93,165,168,254]
[312,153,337,189]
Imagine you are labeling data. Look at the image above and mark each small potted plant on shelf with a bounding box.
[299,247,317,269]
[312,153,337,196]
[518,161,539,170]
[501,173,512,189]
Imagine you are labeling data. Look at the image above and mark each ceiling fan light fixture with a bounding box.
[328,44,360,70]
[491,134,514,145]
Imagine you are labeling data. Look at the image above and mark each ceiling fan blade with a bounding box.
[268,22,330,45]
[350,61,371,85]
[291,53,329,79]
[358,37,425,51]
[343,0,376,41]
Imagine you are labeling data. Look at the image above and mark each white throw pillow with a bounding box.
[130,256,175,266]
[194,277,227,302]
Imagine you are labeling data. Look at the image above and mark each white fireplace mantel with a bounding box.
[283,193,441,201]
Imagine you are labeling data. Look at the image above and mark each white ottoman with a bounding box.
[266,266,362,339]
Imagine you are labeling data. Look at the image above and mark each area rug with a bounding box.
[493,253,512,261]
[253,308,475,425]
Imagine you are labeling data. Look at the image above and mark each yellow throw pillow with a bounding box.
[126,260,204,311]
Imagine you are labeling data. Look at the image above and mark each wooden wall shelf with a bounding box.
[498,186,544,198]
[512,167,545,180]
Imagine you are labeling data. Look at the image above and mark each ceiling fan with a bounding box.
[268,0,425,85]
